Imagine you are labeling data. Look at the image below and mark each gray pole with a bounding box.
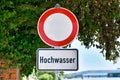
[55,71,59,80]
[54,4,61,80]
[55,3,61,7]
[54,47,61,80]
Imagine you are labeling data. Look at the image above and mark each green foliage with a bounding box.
[0,0,120,76]
[0,0,52,76]
[36,71,55,80]
[36,71,64,80]
[76,0,120,62]
[39,73,53,80]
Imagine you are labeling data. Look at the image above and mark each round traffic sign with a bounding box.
[37,7,79,47]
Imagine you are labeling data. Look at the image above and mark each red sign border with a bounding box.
[37,7,79,47]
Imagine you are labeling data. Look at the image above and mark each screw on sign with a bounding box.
[37,7,79,47]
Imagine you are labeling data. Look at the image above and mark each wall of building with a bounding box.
[0,60,19,80]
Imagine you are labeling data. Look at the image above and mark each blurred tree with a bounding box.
[0,0,120,77]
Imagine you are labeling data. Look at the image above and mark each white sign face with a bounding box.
[44,13,72,41]
[36,49,78,71]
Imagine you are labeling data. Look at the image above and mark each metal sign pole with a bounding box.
[54,46,61,80]
[55,71,59,80]
[54,4,61,80]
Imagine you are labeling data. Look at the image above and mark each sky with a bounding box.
[65,38,120,73]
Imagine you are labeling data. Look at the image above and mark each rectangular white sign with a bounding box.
[36,48,78,71]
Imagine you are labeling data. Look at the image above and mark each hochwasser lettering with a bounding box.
[40,56,75,63]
